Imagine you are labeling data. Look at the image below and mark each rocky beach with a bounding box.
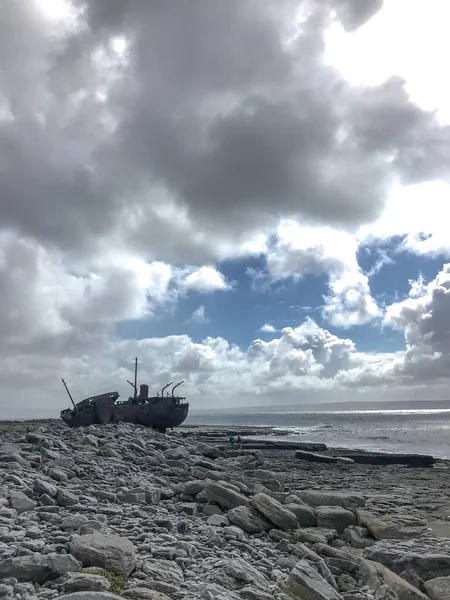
[1,422,450,600]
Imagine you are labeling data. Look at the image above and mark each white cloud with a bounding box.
[266,220,380,327]
[1,0,450,415]
[190,305,210,324]
[181,266,232,293]
[259,323,277,333]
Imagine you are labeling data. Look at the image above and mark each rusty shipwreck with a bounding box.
[60,358,189,433]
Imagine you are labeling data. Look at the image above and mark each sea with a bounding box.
[185,409,450,460]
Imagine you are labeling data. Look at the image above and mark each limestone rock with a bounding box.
[284,559,343,600]
[285,502,317,527]
[0,553,80,584]
[70,534,136,577]
[204,482,249,510]
[251,492,298,530]
[227,505,272,534]
[425,576,450,600]
[225,558,268,589]
[57,594,120,600]
[297,491,365,510]
[9,492,36,514]
[316,506,357,533]
[60,572,111,593]
[364,538,450,581]
[360,559,429,600]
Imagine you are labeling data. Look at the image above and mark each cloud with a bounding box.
[265,220,380,327]
[190,305,210,324]
[384,264,450,381]
[259,323,277,333]
[1,0,450,415]
[181,266,232,293]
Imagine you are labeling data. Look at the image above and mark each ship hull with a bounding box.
[61,399,189,432]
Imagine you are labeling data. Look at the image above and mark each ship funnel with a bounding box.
[160,382,173,397]
[171,381,184,397]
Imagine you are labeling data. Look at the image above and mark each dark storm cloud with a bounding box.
[0,0,448,265]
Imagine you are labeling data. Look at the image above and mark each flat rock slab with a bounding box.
[360,559,429,600]
[251,492,298,531]
[297,491,365,510]
[57,594,121,600]
[335,452,435,467]
[295,450,354,464]
[315,506,357,533]
[425,576,450,600]
[364,538,450,581]
[0,553,80,584]
[204,482,249,510]
[227,505,272,534]
[284,559,343,600]
[70,534,136,577]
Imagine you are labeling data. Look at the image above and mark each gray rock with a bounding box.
[60,573,111,593]
[204,482,249,510]
[360,559,429,600]
[363,538,450,581]
[316,507,357,533]
[34,479,58,498]
[285,503,317,527]
[142,559,184,585]
[297,491,365,510]
[183,480,206,496]
[251,493,298,530]
[227,505,272,534]
[425,576,450,600]
[180,502,197,516]
[9,492,36,514]
[225,558,268,589]
[57,594,120,600]
[366,517,428,541]
[0,553,80,584]
[70,534,136,577]
[56,489,79,507]
[207,514,229,527]
[122,587,171,600]
[196,442,220,459]
[284,559,343,600]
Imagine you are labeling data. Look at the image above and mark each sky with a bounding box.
[2,0,450,418]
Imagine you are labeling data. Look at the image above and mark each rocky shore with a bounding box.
[1,422,450,600]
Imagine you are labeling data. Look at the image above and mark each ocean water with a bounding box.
[186,409,450,459]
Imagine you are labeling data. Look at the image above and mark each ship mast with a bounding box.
[62,378,77,411]
[126,357,139,398]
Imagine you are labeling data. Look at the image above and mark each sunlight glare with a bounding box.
[324,0,450,123]
[34,0,73,22]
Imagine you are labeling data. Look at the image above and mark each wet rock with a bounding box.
[70,534,136,577]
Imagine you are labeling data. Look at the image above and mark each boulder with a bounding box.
[70,534,136,577]
[285,503,317,527]
[57,489,79,507]
[364,538,450,581]
[9,491,36,514]
[196,442,220,459]
[225,558,268,589]
[204,482,249,510]
[59,573,111,593]
[228,506,272,534]
[34,478,58,497]
[360,559,429,600]
[366,516,428,541]
[297,491,365,510]
[425,576,450,600]
[57,594,120,600]
[251,493,298,530]
[316,506,357,533]
[284,559,343,600]
[0,553,80,584]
